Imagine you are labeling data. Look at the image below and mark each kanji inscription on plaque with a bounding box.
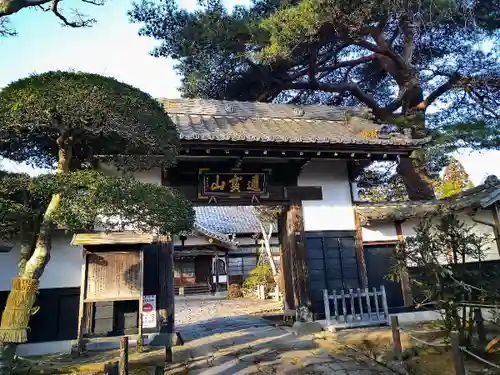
[85,252,141,301]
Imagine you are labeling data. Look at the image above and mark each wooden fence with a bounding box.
[390,311,500,375]
[323,285,389,328]
[256,285,281,301]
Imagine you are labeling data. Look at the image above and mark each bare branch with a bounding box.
[423,73,500,108]
[0,17,16,36]
[316,55,376,72]
[281,81,381,113]
[470,91,500,120]
[51,0,95,27]
[81,0,104,4]
[0,0,103,35]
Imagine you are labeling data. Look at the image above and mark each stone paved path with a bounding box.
[169,297,396,375]
[167,323,396,374]
[175,296,282,324]
[175,296,282,341]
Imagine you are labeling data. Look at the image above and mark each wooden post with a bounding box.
[474,308,486,343]
[104,362,119,375]
[354,212,368,288]
[395,221,413,307]
[323,289,331,324]
[225,251,230,291]
[119,336,129,375]
[381,285,389,320]
[158,239,175,364]
[491,204,500,256]
[279,208,295,311]
[75,253,88,356]
[215,252,220,293]
[341,289,348,323]
[391,315,402,360]
[286,203,311,310]
[349,289,355,321]
[137,250,144,353]
[451,331,466,375]
[365,288,372,321]
[373,287,380,321]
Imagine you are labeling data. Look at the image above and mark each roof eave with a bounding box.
[480,188,500,208]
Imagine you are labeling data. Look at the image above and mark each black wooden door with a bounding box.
[306,231,360,318]
[364,245,404,309]
[195,255,212,283]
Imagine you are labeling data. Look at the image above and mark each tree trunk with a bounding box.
[376,80,436,201]
[0,136,70,374]
[392,96,436,200]
[285,204,311,316]
[260,223,277,276]
[397,153,435,200]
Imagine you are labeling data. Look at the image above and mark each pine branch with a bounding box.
[281,81,381,113]
[0,0,50,17]
[0,0,104,34]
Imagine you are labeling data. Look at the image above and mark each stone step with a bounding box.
[175,283,211,295]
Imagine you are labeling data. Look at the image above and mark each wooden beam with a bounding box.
[72,232,156,246]
[395,221,413,307]
[179,140,417,156]
[284,186,322,201]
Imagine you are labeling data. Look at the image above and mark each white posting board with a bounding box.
[142,295,157,329]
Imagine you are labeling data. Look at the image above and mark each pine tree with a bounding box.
[434,158,474,199]
[130,0,500,200]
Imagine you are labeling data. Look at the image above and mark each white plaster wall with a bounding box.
[402,213,498,262]
[298,160,355,231]
[173,235,211,247]
[362,210,499,262]
[361,222,398,243]
[0,234,82,292]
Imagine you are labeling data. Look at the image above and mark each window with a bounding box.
[228,258,243,275]
[228,256,257,277]
[212,259,227,275]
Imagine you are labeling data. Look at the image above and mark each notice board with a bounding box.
[85,251,142,301]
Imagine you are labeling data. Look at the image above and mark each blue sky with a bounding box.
[1,0,500,184]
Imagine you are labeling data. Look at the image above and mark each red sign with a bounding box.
[143,303,153,312]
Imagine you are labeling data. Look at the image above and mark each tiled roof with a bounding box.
[195,206,268,235]
[190,206,277,248]
[160,98,431,147]
[356,178,500,225]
